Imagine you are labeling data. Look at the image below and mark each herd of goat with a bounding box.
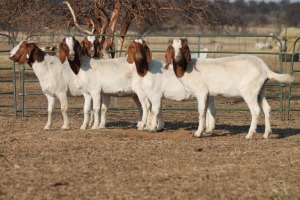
[8,36,293,139]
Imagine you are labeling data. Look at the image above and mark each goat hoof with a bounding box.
[91,126,98,130]
[80,125,87,130]
[245,135,253,140]
[61,127,69,131]
[192,132,203,138]
[148,128,156,132]
[156,128,164,132]
[263,133,271,139]
[43,126,51,131]
[98,125,106,129]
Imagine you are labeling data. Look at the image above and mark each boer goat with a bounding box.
[58,36,147,130]
[165,39,294,139]
[126,39,216,132]
[9,40,90,130]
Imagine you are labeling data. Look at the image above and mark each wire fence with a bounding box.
[0,33,297,120]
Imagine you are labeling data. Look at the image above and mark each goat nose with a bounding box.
[68,54,75,60]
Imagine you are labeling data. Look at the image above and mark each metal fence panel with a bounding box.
[0,33,17,115]
[3,33,295,119]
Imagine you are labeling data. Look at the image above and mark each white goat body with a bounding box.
[167,39,293,139]
[127,40,216,132]
[9,40,88,130]
[132,60,216,132]
[59,37,145,130]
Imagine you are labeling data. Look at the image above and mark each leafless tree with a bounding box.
[0,0,231,54]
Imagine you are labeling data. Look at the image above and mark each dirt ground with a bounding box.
[1,39,300,199]
[0,98,300,200]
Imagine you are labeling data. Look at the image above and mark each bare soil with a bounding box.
[0,98,300,200]
[0,39,300,199]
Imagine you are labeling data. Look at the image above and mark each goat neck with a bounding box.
[126,40,152,77]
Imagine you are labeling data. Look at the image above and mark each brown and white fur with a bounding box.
[126,39,216,132]
[58,36,147,130]
[166,39,294,139]
[9,40,88,130]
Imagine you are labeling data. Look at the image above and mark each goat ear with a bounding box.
[80,40,86,55]
[75,40,82,58]
[185,47,191,63]
[142,40,152,63]
[182,41,191,63]
[98,51,104,58]
[58,43,67,63]
[126,43,135,64]
[95,39,102,58]
[164,46,173,69]
[18,43,33,65]
[145,45,152,63]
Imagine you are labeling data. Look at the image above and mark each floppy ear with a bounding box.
[145,45,152,63]
[58,42,67,63]
[182,40,191,63]
[18,43,33,65]
[80,40,86,55]
[164,45,173,69]
[74,39,82,58]
[126,42,135,64]
[95,38,102,58]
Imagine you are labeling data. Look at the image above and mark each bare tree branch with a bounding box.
[63,1,95,34]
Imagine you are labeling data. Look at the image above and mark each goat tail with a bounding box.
[267,69,294,83]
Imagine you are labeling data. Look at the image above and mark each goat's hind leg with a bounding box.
[244,95,261,139]
[91,93,101,129]
[57,93,69,130]
[258,86,272,139]
[81,93,92,130]
[98,95,110,129]
[205,96,216,133]
[193,93,208,138]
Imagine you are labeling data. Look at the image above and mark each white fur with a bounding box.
[9,41,91,130]
[171,39,293,139]
[132,60,216,132]
[65,37,146,130]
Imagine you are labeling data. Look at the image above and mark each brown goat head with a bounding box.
[126,39,152,77]
[165,38,191,78]
[81,36,102,58]
[9,40,45,66]
[58,37,82,64]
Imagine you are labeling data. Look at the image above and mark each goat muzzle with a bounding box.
[68,54,75,61]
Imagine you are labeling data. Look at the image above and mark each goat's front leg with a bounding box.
[156,107,164,132]
[98,95,110,129]
[91,93,101,129]
[132,95,143,128]
[193,94,208,138]
[88,102,94,127]
[137,95,150,131]
[81,93,92,130]
[57,93,69,130]
[205,96,216,133]
[148,97,161,132]
[44,94,55,130]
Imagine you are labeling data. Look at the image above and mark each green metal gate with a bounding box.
[288,37,300,118]
[8,33,294,119]
[0,33,17,116]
